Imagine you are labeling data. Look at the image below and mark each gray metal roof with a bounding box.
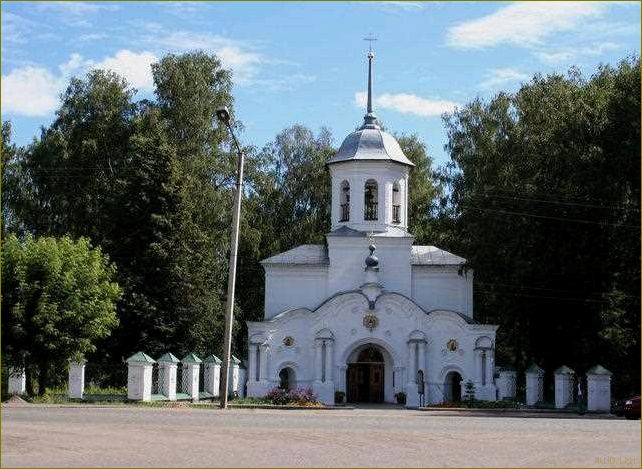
[261,243,465,266]
[261,244,329,265]
[326,225,413,238]
[411,246,466,266]
[327,127,415,167]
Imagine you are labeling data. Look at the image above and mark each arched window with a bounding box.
[392,181,401,224]
[340,180,350,222]
[279,367,296,390]
[364,180,378,221]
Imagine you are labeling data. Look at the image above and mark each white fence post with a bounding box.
[587,365,612,412]
[229,355,241,397]
[68,360,86,399]
[8,367,26,395]
[496,368,517,400]
[126,352,155,401]
[203,355,221,398]
[181,353,202,402]
[525,364,544,406]
[554,365,575,409]
[157,353,180,401]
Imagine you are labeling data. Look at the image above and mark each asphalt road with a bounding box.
[2,405,640,467]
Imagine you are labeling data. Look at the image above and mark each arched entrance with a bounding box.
[444,371,463,402]
[278,367,296,390]
[346,345,385,403]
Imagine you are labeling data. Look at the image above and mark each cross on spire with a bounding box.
[364,33,377,53]
[361,34,380,129]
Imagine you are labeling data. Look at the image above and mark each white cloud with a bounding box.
[37,1,119,15]
[355,91,457,117]
[1,67,63,117]
[447,2,609,49]
[78,33,109,42]
[2,49,157,117]
[377,1,425,11]
[535,42,622,65]
[2,12,40,44]
[152,32,267,85]
[479,68,529,89]
[92,50,158,90]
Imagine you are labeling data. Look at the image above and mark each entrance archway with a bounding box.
[278,367,296,390]
[444,371,463,402]
[346,345,385,403]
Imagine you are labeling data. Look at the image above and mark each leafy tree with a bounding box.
[150,52,238,356]
[1,235,121,394]
[396,134,442,245]
[442,57,640,396]
[235,125,333,347]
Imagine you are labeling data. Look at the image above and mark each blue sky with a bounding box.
[2,1,640,165]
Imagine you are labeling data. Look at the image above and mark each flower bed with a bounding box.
[265,387,321,406]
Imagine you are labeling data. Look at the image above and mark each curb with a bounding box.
[227,404,355,410]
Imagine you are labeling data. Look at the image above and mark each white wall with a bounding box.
[327,236,414,298]
[264,265,328,319]
[411,266,473,318]
[248,289,497,405]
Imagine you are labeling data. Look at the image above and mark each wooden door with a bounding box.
[369,364,384,403]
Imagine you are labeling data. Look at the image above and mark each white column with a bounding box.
[229,356,240,395]
[159,362,178,401]
[183,364,200,401]
[407,342,415,383]
[393,366,403,394]
[587,365,612,412]
[314,340,323,382]
[337,365,348,394]
[68,360,86,399]
[126,352,155,401]
[248,344,258,382]
[405,342,419,407]
[325,341,334,383]
[476,351,484,385]
[417,342,426,375]
[486,351,495,388]
[8,367,26,395]
[203,355,221,397]
[554,366,575,409]
[259,344,269,383]
[497,369,517,400]
[525,366,545,406]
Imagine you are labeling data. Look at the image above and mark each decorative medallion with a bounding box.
[446,339,458,352]
[363,313,379,332]
[283,336,295,347]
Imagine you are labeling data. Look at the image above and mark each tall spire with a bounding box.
[362,34,380,130]
[367,50,374,114]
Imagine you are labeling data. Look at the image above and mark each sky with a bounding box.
[2,1,640,165]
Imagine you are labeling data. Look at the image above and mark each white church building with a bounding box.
[246,51,499,407]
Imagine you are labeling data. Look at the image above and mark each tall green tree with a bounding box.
[2,235,121,394]
[442,58,640,396]
[396,134,442,245]
[150,52,238,356]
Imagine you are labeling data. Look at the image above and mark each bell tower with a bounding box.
[327,48,414,235]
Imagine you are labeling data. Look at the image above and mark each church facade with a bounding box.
[246,51,499,407]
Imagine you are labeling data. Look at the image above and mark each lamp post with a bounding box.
[215,106,244,409]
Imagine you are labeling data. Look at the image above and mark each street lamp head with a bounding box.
[216,107,231,124]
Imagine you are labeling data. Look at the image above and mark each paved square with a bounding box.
[2,406,640,467]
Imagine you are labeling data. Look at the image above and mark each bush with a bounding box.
[265,387,319,406]
[334,391,345,404]
[395,392,406,404]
